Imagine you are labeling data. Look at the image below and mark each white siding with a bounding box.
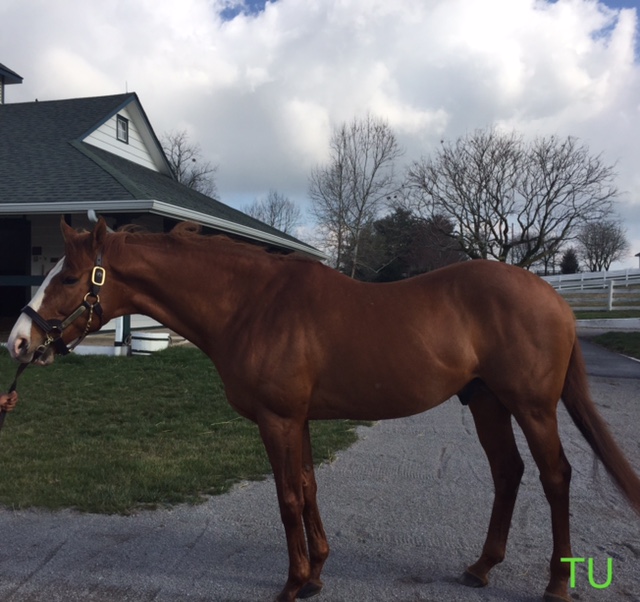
[84,106,158,171]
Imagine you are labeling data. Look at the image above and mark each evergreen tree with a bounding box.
[560,248,579,274]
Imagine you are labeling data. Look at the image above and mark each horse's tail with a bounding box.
[561,340,640,514]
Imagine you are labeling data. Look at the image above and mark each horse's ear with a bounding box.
[60,216,77,242]
[92,217,108,250]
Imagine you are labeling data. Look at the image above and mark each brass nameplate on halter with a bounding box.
[91,266,106,286]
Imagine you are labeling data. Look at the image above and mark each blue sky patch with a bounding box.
[602,0,638,8]
[220,0,275,21]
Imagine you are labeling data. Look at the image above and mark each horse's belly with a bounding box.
[307,377,457,421]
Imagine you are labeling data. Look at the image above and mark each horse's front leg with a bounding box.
[258,413,311,602]
[299,420,329,598]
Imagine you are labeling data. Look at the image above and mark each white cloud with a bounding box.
[1,0,639,265]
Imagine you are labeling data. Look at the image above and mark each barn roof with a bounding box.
[0,93,322,257]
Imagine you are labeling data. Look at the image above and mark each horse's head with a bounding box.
[9,217,113,365]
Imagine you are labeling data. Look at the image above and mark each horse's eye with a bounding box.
[62,276,80,286]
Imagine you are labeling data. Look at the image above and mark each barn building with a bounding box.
[0,64,322,334]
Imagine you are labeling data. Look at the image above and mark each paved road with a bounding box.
[581,337,640,378]
[0,340,639,602]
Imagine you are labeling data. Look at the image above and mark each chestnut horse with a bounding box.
[8,218,640,602]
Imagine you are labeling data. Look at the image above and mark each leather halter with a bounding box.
[21,253,106,357]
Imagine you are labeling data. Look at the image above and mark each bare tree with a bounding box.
[576,221,630,271]
[405,129,618,268]
[162,130,218,197]
[405,129,521,262]
[515,135,617,266]
[309,114,403,275]
[243,190,302,235]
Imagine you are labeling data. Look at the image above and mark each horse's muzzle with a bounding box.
[9,333,55,366]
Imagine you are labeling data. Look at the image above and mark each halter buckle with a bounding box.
[91,266,106,286]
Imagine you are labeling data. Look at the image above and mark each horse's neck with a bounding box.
[116,238,273,354]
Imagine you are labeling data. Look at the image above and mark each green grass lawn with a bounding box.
[591,332,640,361]
[0,346,369,514]
[574,310,640,320]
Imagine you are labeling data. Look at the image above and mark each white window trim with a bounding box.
[116,114,129,144]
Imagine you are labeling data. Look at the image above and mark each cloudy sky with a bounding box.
[2,0,639,267]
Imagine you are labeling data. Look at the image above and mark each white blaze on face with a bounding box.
[8,258,65,361]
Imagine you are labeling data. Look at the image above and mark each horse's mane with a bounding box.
[116,221,317,265]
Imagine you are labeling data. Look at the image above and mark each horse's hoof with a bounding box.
[543,591,571,602]
[460,569,488,588]
[297,580,323,599]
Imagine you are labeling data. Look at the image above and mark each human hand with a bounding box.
[0,391,18,412]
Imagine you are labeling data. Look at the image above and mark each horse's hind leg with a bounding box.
[297,421,330,599]
[462,385,525,589]
[514,406,573,602]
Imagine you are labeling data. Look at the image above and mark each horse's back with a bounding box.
[318,259,574,350]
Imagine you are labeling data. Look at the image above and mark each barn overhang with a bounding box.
[0,200,326,260]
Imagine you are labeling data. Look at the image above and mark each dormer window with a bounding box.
[116,114,129,143]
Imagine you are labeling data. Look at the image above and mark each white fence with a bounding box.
[542,268,640,291]
[542,268,640,311]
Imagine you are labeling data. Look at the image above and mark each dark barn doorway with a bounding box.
[0,217,31,331]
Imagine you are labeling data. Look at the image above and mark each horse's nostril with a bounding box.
[14,337,29,356]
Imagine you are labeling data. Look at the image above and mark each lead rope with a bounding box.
[0,361,30,435]
[0,253,105,437]
[0,308,97,437]
[0,298,99,436]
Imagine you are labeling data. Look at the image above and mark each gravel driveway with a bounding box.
[0,339,638,602]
